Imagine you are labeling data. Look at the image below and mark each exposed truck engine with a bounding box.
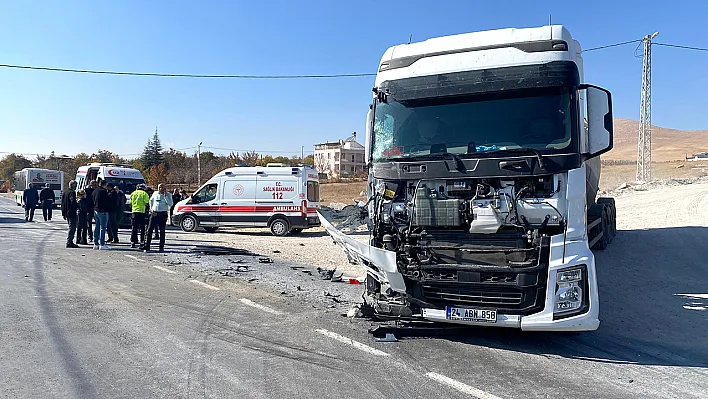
[321,25,617,331]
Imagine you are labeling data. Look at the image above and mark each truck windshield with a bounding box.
[371,87,575,162]
[104,177,145,194]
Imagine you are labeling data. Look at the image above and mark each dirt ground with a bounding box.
[319,181,367,205]
[600,160,708,191]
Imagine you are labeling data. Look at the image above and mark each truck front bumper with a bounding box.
[319,213,600,332]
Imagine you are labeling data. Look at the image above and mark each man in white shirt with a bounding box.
[143,183,173,253]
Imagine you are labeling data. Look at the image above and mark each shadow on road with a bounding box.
[0,217,27,224]
[380,226,708,369]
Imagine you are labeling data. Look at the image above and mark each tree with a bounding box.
[147,164,169,188]
[140,129,165,170]
[0,154,33,184]
[240,151,260,166]
[303,154,314,166]
[92,150,124,164]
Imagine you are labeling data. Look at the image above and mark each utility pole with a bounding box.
[636,32,659,183]
[301,146,304,162]
[197,142,203,187]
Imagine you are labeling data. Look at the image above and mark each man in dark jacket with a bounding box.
[84,180,97,242]
[92,180,112,249]
[39,183,55,221]
[106,183,118,243]
[22,184,39,222]
[61,180,79,248]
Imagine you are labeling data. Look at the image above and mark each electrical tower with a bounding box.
[636,32,659,182]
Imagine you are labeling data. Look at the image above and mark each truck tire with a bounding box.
[269,218,290,237]
[597,198,617,238]
[180,215,198,232]
[595,211,609,250]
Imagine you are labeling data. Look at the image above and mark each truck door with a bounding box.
[219,178,256,227]
[256,172,300,225]
[189,182,221,226]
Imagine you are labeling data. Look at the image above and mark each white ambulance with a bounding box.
[75,163,147,225]
[172,165,321,236]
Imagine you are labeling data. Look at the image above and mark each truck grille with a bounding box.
[419,275,546,315]
[422,285,523,306]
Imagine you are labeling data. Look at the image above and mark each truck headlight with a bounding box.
[553,265,588,319]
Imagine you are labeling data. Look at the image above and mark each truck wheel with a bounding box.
[597,198,617,238]
[269,218,290,237]
[603,206,614,244]
[203,227,218,233]
[180,215,198,232]
[594,212,609,250]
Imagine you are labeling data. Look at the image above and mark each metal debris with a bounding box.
[258,257,273,263]
[376,333,398,343]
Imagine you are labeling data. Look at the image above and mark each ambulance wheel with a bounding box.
[180,215,198,232]
[269,218,290,237]
[203,227,218,233]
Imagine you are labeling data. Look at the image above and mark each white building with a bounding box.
[313,133,366,177]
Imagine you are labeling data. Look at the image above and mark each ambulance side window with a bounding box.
[193,183,218,204]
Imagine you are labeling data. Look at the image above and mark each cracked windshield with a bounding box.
[0,1,706,399]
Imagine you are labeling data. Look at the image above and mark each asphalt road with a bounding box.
[0,187,706,399]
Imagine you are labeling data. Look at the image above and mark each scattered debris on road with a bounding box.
[258,257,273,263]
[376,333,398,343]
[190,245,260,256]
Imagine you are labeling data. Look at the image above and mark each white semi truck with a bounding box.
[321,25,616,331]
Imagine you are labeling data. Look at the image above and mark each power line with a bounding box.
[584,39,642,52]
[653,42,708,52]
[0,64,376,79]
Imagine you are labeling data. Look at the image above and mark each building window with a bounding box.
[335,152,339,161]
[328,153,331,159]
[351,154,355,162]
[351,166,355,172]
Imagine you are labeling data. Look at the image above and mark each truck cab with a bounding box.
[321,25,616,331]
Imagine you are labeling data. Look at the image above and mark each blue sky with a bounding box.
[0,0,706,158]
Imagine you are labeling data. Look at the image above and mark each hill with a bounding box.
[607,119,708,162]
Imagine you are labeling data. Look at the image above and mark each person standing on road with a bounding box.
[39,183,55,221]
[106,183,119,243]
[76,190,90,245]
[22,184,39,222]
[61,180,79,248]
[84,180,97,242]
[170,188,181,226]
[143,183,172,253]
[109,185,125,243]
[92,180,112,250]
[130,184,150,249]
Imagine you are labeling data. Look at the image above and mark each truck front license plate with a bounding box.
[446,307,497,323]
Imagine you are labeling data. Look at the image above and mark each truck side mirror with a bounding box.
[581,84,613,158]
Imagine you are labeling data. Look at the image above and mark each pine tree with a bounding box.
[141,128,165,169]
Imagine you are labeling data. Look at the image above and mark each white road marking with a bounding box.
[676,293,708,299]
[124,254,143,262]
[426,372,503,399]
[239,298,282,315]
[190,280,220,290]
[315,328,390,357]
[151,265,177,274]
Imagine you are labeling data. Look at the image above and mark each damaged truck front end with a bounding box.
[320,167,599,331]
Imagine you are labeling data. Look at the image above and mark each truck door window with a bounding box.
[193,183,218,204]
